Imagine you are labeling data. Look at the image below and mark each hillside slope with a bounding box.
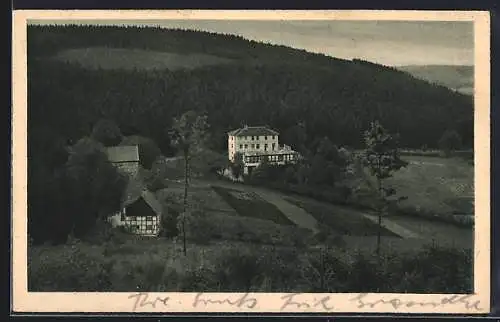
[27,25,474,155]
[398,65,474,95]
[52,47,234,71]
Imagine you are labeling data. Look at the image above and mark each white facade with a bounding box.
[228,132,279,162]
[108,208,160,237]
[227,126,299,174]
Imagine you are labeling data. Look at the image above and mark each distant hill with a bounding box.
[397,65,474,96]
[27,25,474,158]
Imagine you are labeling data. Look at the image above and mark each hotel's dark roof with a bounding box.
[228,126,279,137]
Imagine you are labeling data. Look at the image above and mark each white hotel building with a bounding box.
[227,125,300,174]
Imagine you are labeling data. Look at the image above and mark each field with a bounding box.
[284,197,398,237]
[52,47,234,71]
[28,169,474,292]
[389,155,474,218]
[27,152,474,292]
[212,186,295,226]
[156,181,311,247]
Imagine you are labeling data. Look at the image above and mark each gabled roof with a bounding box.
[228,126,279,137]
[141,190,163,215]
[105,145,139,163]
[122,177,162,215]
[122,176,145,206]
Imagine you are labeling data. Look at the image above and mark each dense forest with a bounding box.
[27,24,474,243]
[28,25,473,155]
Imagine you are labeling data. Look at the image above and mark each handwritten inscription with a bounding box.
[128,292,170,311]
[280,293,335,311]
[128,292,482,312]
[192,293,258,309]
[350,293,482,311]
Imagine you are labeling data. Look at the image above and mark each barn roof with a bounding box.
[122,176,144,206]
[105,145,139,163]
[228,126,279,137]
[141,190,163,215]
[122,177,162,215]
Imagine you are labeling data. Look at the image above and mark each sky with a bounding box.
[31,19,474,66]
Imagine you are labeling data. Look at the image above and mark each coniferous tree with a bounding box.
[439,130,462,157]
[230,152,245,179]
[363,121,408,256]
[91,119,123,147]
[169,111,209,255]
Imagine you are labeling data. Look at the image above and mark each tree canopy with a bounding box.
[28,25,473,158]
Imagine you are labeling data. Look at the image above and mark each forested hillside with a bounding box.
[28,25,473,157]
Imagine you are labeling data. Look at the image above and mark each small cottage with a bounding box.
[108,177,163,236]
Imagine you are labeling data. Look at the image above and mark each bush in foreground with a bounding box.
[28,239,472,293]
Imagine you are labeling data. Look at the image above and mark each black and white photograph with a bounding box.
[12,10,490,313]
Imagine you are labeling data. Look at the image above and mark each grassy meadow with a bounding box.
[28,155,474,292]
[28,226,473,293]
[388,155,474,224]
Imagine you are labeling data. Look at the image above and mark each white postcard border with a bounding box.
[12,10,491,314]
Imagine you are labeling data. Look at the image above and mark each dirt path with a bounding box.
[194,179,472,249]
[386,215,473,249]
[362,214,421,239]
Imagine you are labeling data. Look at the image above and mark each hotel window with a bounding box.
[240,144,243,149]
[272,143,276,150]
[256,144,260,149]
[252,136,255,140]
[265,136,267,140]
[244,144,248,149]
[251,144,255,149]
[264,144,268,151]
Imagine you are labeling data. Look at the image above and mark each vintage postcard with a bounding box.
[12,10,491,314]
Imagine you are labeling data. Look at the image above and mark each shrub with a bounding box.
[212,247,266,292]
[300,247,352,292]
[28,238,472,293]
[184,209,212,245]
[147,178,168,192]
[90,119,123,147]
[124,256,168,291]
[256,247,303,291]
[342,245,473,293]
[160,206,179,238]
[28,243,114,291]
[179,266,220,291]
